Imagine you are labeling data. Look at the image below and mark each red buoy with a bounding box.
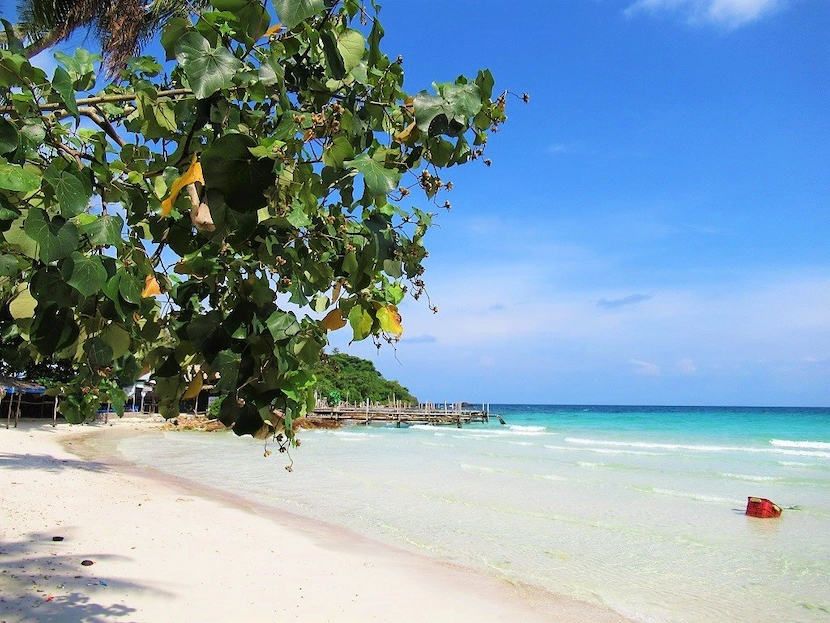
[746,497,782,518]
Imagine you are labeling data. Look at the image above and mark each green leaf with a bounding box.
[174,32,242,99]
[24,208,79,263]
[367,16,384,67]
[44,169,90,217]
[321,30,346,79]
[0,163,41,192]
[475,68,495,100]
[323,135,355,169]
[30,305,79,355]
[0,117,19,154]
[344,153,401,197]
[19,120,45,146]
[337,29,365,72]
[52,67,79,118]
[0,253,17,276]
[266,311,300,341]
[211,349,241,393]
[0,197,20,221]
[210,0,250,9]
[271,0,324,29]
[414,83,482,134]
[446,83,483,116]
[81,214,124,248]
[291,336,322,366]
[201,134,276,212]
[102,273,122,303]
[31,266,76,304]
[134,90,178,139]
[348,305,373,341]
[237,2,271,43]
[383,259,402,278]
[161,17,190,61]
[64,252,107,298]
[119,274,143,304]
[85,338,114,367]
[258,49,285,86]
[108,386,127,418]
[2,217,38,258]
[101,324,131,359]
[1,19,24,54]
[286,205,311,228]
[54,49,99,90]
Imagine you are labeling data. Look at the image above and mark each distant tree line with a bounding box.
[312,352,417,405]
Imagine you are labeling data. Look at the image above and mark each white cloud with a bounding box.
[630,359,661,375]
[625,0,785,27]
[677,358,697,374]
[597,293,652,309]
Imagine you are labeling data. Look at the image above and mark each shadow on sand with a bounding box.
[0,452,109,474]
[0,531,172,622]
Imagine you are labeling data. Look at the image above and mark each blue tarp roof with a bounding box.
[0,377,46,395]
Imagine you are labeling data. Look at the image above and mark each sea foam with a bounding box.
[771,439,830,450]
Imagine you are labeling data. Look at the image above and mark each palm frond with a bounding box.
[14,0,210,74]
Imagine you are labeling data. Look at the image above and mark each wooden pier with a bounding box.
[310,402,505,428]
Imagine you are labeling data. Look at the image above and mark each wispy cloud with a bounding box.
[625,0,785,27]
[676,358,697,374]
[597,294,652,309]
[630,359,661,376]
[404,334,437,344]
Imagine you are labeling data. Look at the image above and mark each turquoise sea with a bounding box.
[117,405,830,623]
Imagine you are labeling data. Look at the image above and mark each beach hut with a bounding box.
[0,377,54,428]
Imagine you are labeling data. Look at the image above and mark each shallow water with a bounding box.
[118,405,830,623]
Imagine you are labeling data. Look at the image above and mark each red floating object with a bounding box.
[746,497,782,518]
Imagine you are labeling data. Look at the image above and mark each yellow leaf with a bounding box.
[141,274,161,298]
[161,154,204,217]
[262,23,283,38]
[377,305,403,337]
[322,308,347,331]
[393,121,418,146]
[9,287,36,320]
[182,375,203,400]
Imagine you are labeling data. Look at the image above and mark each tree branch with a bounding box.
[0,89,194,114]
[76,107,126,148]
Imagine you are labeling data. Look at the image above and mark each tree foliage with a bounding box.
[14,0,210,74]
[0,0,508,440]
[313,352,416,405]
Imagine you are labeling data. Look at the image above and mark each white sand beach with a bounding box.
[0,420,631,622]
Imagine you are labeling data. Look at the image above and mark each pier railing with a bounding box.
[310,401,504,427]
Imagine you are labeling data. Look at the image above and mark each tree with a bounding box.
[13,0,210,73]
[313,352,417,405]
[0,0,508,440]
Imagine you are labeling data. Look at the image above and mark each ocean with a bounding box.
[116,405,830,623]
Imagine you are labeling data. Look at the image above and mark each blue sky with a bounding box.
[8,0,827,406]
[331,0,829,406]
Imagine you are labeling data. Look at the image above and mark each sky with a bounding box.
[5,0,828,406]
[330,0,829,407]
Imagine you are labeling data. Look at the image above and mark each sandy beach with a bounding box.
[0,420,631,623]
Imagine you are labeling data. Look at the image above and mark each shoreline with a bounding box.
[1,419,632,622]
